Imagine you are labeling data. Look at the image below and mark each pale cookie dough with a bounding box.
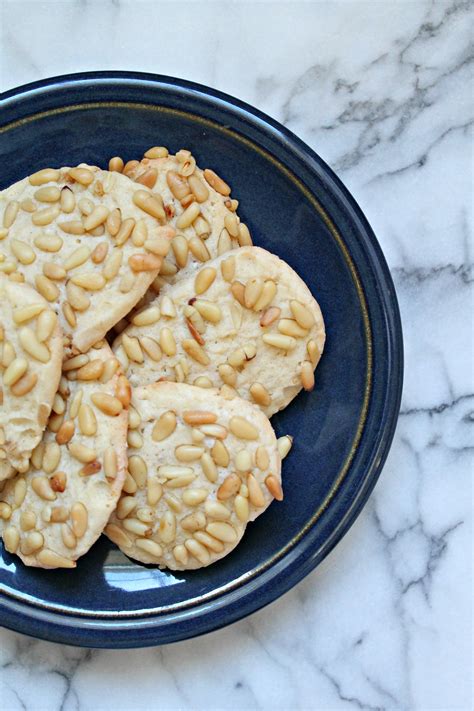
[0,166,174,352]
[0,274,63,481]
[105,382,282,570]
[0,343,128,568]
[113,246,325,417]
[120,147,252,291]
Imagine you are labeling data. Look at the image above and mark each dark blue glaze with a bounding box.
[0,72,403,648]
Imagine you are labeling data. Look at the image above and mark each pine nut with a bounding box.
[101,448,117,480]
[181,512,206,532]
[176,202,200,230]
[145,146,168,159]
[170,544,187,565]
[105,208,121,237]
[56,419,75,444]
[61,524,77,549]
[21,531,44,555]
[114,217,134,247]
[1,340,15,368]
[11,371,37,396]
[277,435,293,459]
[115,375,131,408]
[156,327,175,356]
[217,473,241,500]
[105,523,133,548]
[136,538,163,558]
[199,424,228,440]
[32,475,56,501]
[260,306,281,327]
[53,391,66,414]
[132,306,161,327]
[182,410,217,427]
[229,417,258,441]
[184,538,209,564]
[170,234,188,268]
[179,156,196,177]
[180,488,207,507]
[175,445,204,462]
[204,500,231,520]
[254,280,277,311]
[32,205,60,226]
[229,303,243,331]
[194,376,213,388]
[159,258,178,276]
[262,333,296,351]
[266,475,284,501]
[250,382,271,407]
[243,278,262,309]
[136,506,154,524]
[116,496,137,520]
[34,274,58,302]
[132,190,165,220]
[60,186,75,213]
[127,429,143,449]
[278,318,309,338]
[193,216,210,240]
[211,439,230,467]
[91,392,123,416]
[35,185,61,203]
[203,168,230,196]
[0,502,12,520]
[224,213,239,238]
[67,389,82,419]
[182,338,210,365]
[129,253,162,272]
[13,478,26,507]
[158,465,195,480]
[120,333,143,363]
[58,220,85,235]
[200,452,217,483]
[247,473,266,507]
[42,442,61,473]
[3,201,19,228]
[19,327,50,362]
[193,299,221,323]
[29,168,61,185]
[299,360,315,390]
[37,549,75,568]
[76,359,104,381]
[68,442,97,463]
[150,411,176,442]
[136,168,158,189]
[47,412,64,432]
[144,234,170,257]
[255,446,269,470]
[109,156,124,172]
[63,354,89,371]
[20,198,36,213]
[11,239,35,265]
[77,404,97,436]
[166,170,190,200]
[159,511,176,543]
[34,234,63,252]
[206,521,237,543]
[122,518,151,537]
[193,531,224,553]
[64,246,91,271]
[50,471,67,492]
[216,228,231,255]
[13,303,46,324]
[68,167,94,186]
[230,281,245,306]
[71,272,105,290]
[235,449,252,472]
[3,526,20,553]
[3,357,28,386]
[238,223,253,246]
[188,174,209,202]
[161,295,176,318]
[70,502,88,538]
[138,336,161,362]
[195,267,216,294]
[234,495,249,522]
[36,310,57,343]
[122,160,139,177]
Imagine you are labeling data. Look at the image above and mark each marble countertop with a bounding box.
[0,1,472,709]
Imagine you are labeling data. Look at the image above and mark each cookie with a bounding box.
[0,274,63,481]
[118,147,252,291]
[0,343,128,568]
[105,382,282,570]
[0,166,174,352]
[113,246,325,416]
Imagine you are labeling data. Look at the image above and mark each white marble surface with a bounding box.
[0,1,472,709]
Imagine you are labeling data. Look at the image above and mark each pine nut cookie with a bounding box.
[0,274,63,481]
[105,382,282,570]
[0,343,128,568]
[0,166,174,352]
[116,147,251,292]
[113,246,325,416]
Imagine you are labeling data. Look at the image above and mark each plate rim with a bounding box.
[0,71,403,648]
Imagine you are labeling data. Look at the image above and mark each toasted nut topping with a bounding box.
[133,190,165,220]
[237,223,253,246]
[19,327,51,362]
[129,253,162,272]
[3,526,20,553]
[260,306,281,328]
[200,452,218,483]
[32,476,56,501]
[206,521,237,543]
[229,416,259,440]
[278,318,309,338]
[247,473,266,507]
[217,474,241,500]
[64,246,91,271]
[91,392,123,416]
[37,549,75,568]
[78,404,97,436]
[301,360,315,391]
[11,239,35,265]
[262,333,296,351]
[68,442,97,463]
[68,167,94,186]
[211,439,230,467]
[254,280,277,311]
[152,411,177,441]
[234,495,249,522]
[249,382,271,407]
[56,420,75,445]
[11,371,38,396]
[277,435,293,459]
[235,449,252,472]
[183,410,217,426]
[182,339,210,365]
[175,445,204,462]
[195,267,216,295]
[265,475,283,501]
[103,448,118,479]
[230,281,245,305]
[140,336,162,361]
[205,500,231,520]
[109,156,124,172]
[20,531,44,555]
[76,359,104,381]
[159,328,176,356]
[184,538,210,565]
[29,168,61,186]
[3,357,28,386]
[203,168,231,196]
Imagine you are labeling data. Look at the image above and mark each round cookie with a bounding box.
[105,382,282,570]
[119,147,252,291]
[113,246,325,417]
[0,166,174,352]
[0,343,128,568]
[0,274,63,481]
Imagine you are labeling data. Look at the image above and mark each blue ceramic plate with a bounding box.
[0,72,402,648]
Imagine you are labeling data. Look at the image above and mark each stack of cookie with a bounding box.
[0,148,325,571]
